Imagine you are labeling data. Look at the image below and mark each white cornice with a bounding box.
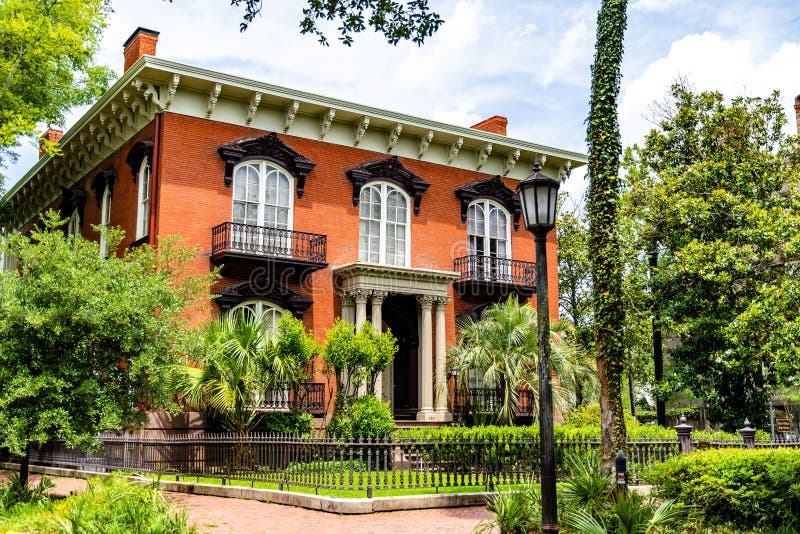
[3,55,587,230]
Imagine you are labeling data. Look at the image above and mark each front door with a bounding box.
[383,294,419,420]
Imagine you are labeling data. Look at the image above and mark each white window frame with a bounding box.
[231,161,294,231]
[466,199,512,281]
[358,181,411,267]
[136,156,151,240]
[99,185,112,257]
[230,300,288,408]
[466,199,512,259]
[229,299,284,332]
[67,208,81,239]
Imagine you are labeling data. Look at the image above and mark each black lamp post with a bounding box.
[517,160,560,533]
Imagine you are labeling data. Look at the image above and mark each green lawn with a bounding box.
[134,471,526,498]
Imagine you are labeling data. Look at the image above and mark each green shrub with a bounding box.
[0,476,196,533]
[328,395,394,439]
[475,485,542,534]
[49,477,196,533]
[647,448,800,530]
[260,412,313,435]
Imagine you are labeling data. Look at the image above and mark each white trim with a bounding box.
[99,186,112,257]
[466,199,512,259]
[67,208,81,238]
[136,157,151,240]
[358,181,411,267]
[231,160,294,231]
[230,299,284,332]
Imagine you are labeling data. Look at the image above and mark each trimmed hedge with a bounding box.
[647,448,800,529]
[395,423,753,442]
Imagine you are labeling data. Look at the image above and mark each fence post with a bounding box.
[739,419,756,449]
[674,416,693,453]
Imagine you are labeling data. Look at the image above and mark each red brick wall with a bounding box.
[154,113,560,346]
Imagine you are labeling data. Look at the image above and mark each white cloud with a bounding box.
[632,0,687,12]
[539,2,596,87]
[619,32,800,147]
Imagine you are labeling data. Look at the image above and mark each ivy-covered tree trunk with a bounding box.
[587,0,628,467]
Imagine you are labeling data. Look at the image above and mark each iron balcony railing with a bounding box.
[252,382,325,414]
[453,387,536,417]
[211,222,327,265]
[453,255,536,287]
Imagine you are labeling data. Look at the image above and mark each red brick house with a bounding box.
[2,28,586,424]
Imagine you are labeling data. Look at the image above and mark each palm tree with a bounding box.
[173,309,316,434]
[448,296,594,425]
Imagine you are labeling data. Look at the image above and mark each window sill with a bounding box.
[129,236,149,249]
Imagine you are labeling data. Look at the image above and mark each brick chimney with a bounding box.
[471,115,508,136]
[123,27,159,72]
[795,95,800,134]
[39,128,64,159]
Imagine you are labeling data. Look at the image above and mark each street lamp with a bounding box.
[517,160,560,533]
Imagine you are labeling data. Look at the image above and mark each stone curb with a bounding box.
[1,462,489,514]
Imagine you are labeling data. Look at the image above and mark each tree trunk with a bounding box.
[19,443,31,486]
[587,0,629,471]
[628,366,636,416]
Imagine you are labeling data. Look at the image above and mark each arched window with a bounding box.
[232,161,294,254]
[230,300,284,332]
[359,182,410,266]
[232,162,293,230]
[467,200,511,279]
[99,186,112,257]
[136,156,151,240]
[67,208,81,238]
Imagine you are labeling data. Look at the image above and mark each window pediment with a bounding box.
[455,175,521,230]
[125,139,154,182]
[58,186,87,222]
[90,169,117,207]
[214,280,312,318]
[346,156,430,215]
[217,133,316,197]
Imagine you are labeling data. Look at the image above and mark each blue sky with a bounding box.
[6,0,800,197]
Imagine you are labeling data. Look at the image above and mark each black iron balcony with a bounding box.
[211,222,327,272]
[252,382,325,415]
[452,255,536,298]
[453,387,535,419]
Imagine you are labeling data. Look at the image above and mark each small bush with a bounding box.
[647,448,800,530]
[48,477,197,533]
[328,395,394,439]
[260,412,313,435]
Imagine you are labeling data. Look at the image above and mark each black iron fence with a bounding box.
[211,222,327,264]
[252,382,325,414]
[4,418,799,496]
[453,255,536,287]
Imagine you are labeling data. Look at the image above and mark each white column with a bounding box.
[340,292,355,323]
[417,295,434,420]
[434,296,452,421]
[371,291,387,399]
[354,289,369,328]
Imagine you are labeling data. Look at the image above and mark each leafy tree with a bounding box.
[0,0,114,177]
[320,319,397,416]
[0,212,208,484]
[174,309,318,434]
[167,0,444,46]
[623,84,800,430]
[586,0,629,465]
[557,195,593,351]
[448,296,595,425]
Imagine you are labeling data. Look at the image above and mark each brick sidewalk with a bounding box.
[166,492,492,534]
[29,474,492,533]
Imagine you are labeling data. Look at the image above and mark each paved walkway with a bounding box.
[34,474,492,534]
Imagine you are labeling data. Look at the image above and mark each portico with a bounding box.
[334,262,458,422]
